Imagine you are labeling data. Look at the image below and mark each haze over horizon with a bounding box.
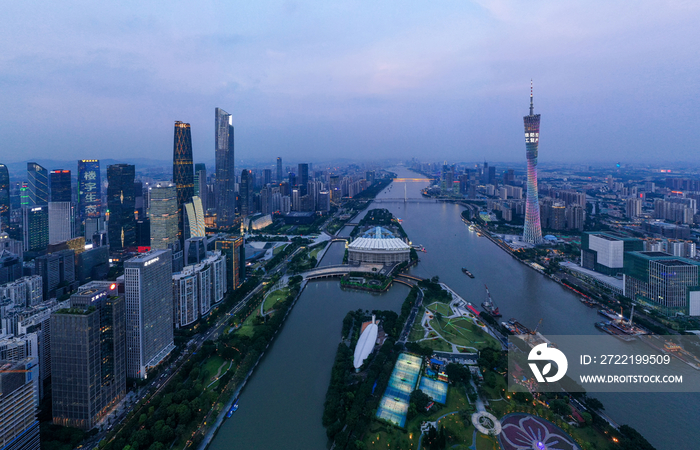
[1,1,699,164]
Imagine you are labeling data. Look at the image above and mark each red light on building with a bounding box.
[110,283,116,290]
[137,246,151,253]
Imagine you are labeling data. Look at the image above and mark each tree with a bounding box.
[586,397,605,411]
[410,390,432,412]
[550,399,570,416]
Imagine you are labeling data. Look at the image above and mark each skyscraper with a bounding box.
[48,202,72,244]
[22,206,48,252]
[215,237,243,290]
[51,286,126,430]
[0,164,9,231]
[215,108,235,227]
[276,157,283,183]
[194,163,206,195]
[107,164,136,251]
[523,82,543,245]
[27,162,48,207]
[173,121,194,243]
[239,169,251,218]
[263,168,272,186]
[123,250,174,379]
[297,163,309,196]
[0,358,40,450]
[148,182,178,250]
[78,160,101,219]
[49,170,71,202]
[184,196,205,238]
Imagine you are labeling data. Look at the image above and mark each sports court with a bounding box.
[418,377,448,404]
[375,353,423,427]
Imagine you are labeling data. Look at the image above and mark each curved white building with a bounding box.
[348,227,410,264]
[354,316,379,370]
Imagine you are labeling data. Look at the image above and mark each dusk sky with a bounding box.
[1,1,699,165]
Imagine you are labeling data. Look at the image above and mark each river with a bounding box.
[209,167,693,450]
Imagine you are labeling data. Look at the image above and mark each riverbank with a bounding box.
[199,279,309,450]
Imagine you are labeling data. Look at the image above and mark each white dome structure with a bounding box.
[353,315,379,370]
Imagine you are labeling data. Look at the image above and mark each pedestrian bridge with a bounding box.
[302,264,384,280]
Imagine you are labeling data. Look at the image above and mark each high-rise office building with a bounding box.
[78,160,101,219]
[297,163,309,196]
[215,237,243,291]
[173,122,194,244]
[48,202,73,244]
[27,162,48,207]
[263,169,272,186]
[123,250,174,379]
[49,170,71,203]
[107,164,136,251]
[0,359,40,450]
[276,157,283,183]
[35,250,76,300]
[215,108,235,227]
[184,196,205,238]
[194,162,206,201]
[0,164,9,231]
[148,182,178,251]
[51,286,126,430]
[22,206,48,252]
[239,169,252,218]
[523,82,543,245]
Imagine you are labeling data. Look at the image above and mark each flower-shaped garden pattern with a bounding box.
[499,413,580,450]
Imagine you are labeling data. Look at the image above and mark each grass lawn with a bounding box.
[428,316,500,351]
[426,302,452,317]
[418,337,454,352]
[408,313,426,341]
[309,246,323,260]
[200,355,225,382]
[263,288,289,313]
[475,434,499,450]
[272,244,288,256]
[237,309,260,337]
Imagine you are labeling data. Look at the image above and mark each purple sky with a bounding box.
[1,1,699,164]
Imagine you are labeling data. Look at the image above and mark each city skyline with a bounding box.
[1,2,699,163]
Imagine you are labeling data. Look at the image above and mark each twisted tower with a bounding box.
[523,81,543,244]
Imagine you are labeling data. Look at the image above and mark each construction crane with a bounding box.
[530,318,543,335]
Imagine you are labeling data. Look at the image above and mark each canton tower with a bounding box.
[523,81,543,245]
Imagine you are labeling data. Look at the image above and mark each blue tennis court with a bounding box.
[418,377,448,404]
[376,353,423,427]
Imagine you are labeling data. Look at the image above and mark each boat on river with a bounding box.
[462,268,475,278]
[481,285,501,317]
[226,398,239,418]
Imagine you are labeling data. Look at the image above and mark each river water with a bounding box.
[210,167,693,450]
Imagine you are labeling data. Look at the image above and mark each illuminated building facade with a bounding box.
[523,82,543,245]
[215,108,235,227]
[78,160,101,219]
[173,121,194,243]
[49,170,71,203]
[0,164,9,231]
[148,182,178,250]
[107,164,136,251]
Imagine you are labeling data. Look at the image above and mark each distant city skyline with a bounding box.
[1,2,699,163]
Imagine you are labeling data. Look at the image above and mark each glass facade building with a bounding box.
[0,164,9,231]
[148,182,178,250]
[215,236,244,290]
[22,206,48,252]
[215,108,235,227]
[173,121,194,242]
[49,170,71,203]
[78,160,101,219]
[123,250,174,379]
[107,164,136,251]
[51,287,126,430]
[27,162,48,207]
